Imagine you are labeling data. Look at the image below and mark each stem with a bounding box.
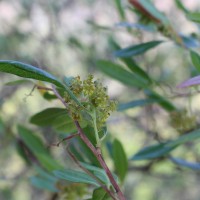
[66,145,116,199]
[74,121,126,200]
[51,85,126,200]
[91,109,100,147]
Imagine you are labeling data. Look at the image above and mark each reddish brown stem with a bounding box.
[74,121,126,200]
[66,145,116,199]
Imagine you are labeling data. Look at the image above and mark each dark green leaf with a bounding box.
[114,0,125,20]
[0,60,64,88]
[175,0,189,14]
[43,92,57,100]
[139,0,169,24]
[53,169,99,186]
[113,139,128,182]
[91,187,112,200]
[118,98,157,111]
[131,143,176,160]
[18,125,62,171]
[187,12,200,23]
[4,79,33,86]
[190,51,200,72]
[30,108,68,126]
[96,60,148,88]
[53,115,87,133]
[114,41,163,58]
[131,128,200,160]
[145,89,177,112]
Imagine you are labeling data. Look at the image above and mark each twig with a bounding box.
[36,85,53,91]
[66,144,116,199]
[51,84,126,200]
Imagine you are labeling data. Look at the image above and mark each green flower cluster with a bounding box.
[64,74,117,129]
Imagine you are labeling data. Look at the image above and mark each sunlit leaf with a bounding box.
[114,41,163,58]
[4,79,33,86]
[0,60,64,88]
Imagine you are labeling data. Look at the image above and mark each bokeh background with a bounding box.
[0,0,200,199]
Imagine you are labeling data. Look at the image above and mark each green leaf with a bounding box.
[187,12,200,23]
[175,0,189,14]
[113,139,128,182]
[53,115,87,133]
[190,51,200,72]
[30,108,68,126]
[131,143,176,160]
[91,187,112,200]
[0,60,64,88]
[114,41,163,58]
[118,98,157,111]
[4,79,33,86]
[96,60,148,88]
[110,40,152,83]
[139,0,169,24]
[114,0,125,20]
[30,176,58,192]
[18,125,62,171]
[53,169,100,186]
[80,162,110,186]
[145,89,177,112]
[131,128,200,160]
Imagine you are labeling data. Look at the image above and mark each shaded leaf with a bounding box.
[169,157,200,170]
[114,0,125,20]
[30,176,58,192]
[91,187,111,200]
[53,169,99,186]
[113,139,128,182]
[139,0,169,24]
[131,143,176,160]
[190,51,200,72]
[30,108,68,126]
[0,60,64,88]
[96,60,148,88]
[4,79,33,86]
[114,41,163,58]
[175,0,189,14]
[145,89,176,111]
[118,98,157,111]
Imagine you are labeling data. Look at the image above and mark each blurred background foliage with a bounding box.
[0,0,200,199]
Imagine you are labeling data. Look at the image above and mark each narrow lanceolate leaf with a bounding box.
[114,0,125,20]
[53,169,99,186]
[190,51,200,72]
[113,139,128,182]
[18,125,62,171]
[131,143,176,160]
[0,60,64,88]
[118,98,157,111]
[131,128,200,160]
[145,89,176,112]
[114,41,163,58]
[187,12,200,23]
[138,0,169,24]
[177,75,200,88]
[4,79,33,86]
[96,60,148,88]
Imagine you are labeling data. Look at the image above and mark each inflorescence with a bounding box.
[64,75,117,130]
